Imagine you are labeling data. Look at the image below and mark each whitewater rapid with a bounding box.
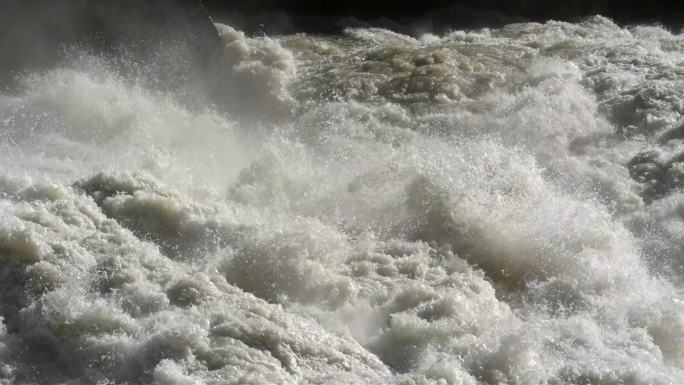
[1,16,683,384]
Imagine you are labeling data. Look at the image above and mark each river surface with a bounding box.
[1,16,684,384]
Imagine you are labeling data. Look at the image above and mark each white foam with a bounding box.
[1,17,684,384]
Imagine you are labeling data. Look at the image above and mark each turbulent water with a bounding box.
[1,15,684,384]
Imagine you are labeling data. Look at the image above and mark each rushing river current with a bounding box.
[1,15,684,384]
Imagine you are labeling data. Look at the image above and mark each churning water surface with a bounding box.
[1,16,684,385]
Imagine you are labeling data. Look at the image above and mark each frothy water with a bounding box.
[1,16,684,384]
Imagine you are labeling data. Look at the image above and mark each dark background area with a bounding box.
[0,0,220,88]
[204,0,684,34]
